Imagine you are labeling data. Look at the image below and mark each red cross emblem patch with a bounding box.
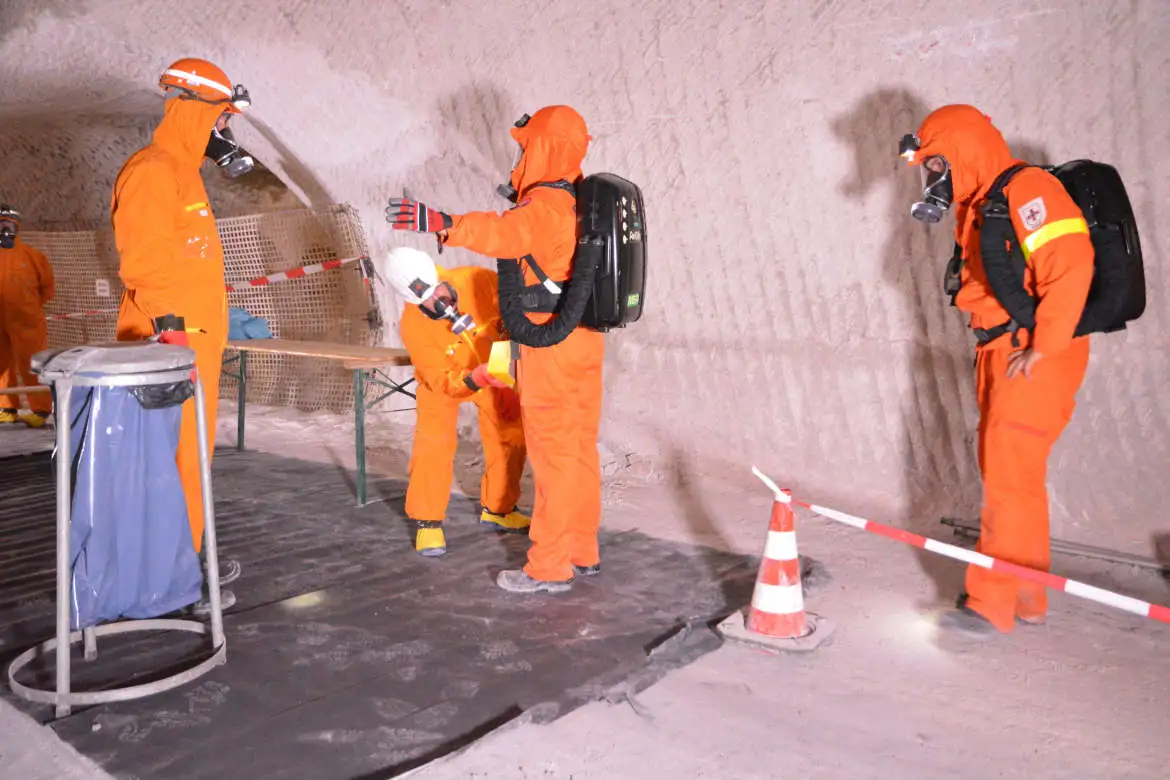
[1017,196,1047,232]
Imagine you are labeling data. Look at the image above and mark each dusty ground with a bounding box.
[3,405,1169,780]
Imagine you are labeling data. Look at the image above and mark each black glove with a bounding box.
[943,242,963,303]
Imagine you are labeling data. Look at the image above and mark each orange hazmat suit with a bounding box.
[111,96,232,554]
[400,264,526,524]
[910,105,1094,632]
[442,106,605,583]
[0,236,55,415]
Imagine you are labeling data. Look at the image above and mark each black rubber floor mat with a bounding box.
[0,449,757,780]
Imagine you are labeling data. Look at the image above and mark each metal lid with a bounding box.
[32,342,197,383]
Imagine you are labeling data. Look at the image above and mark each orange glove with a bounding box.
[493,387,521,422]
[469,363,508,390]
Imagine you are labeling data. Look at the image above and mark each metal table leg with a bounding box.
[236,351,247,452]
[355,368,367,507]
[351,368,416,508]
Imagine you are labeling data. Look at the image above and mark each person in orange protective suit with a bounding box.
[386,106,603,594]
[0,203,55,428]
[111,58,254,606]
[382,246,529,557]
[901,105,1095,635]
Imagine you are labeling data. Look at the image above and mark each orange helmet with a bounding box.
[159,57,251,114]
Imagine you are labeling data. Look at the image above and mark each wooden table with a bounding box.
[4,385,52,395]
[221,339,415,506]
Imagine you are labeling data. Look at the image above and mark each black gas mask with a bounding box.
[205,125,254,178]
[0,214,18,250]
[496,113,531,203]
[899,133,953,224]
[421,282,476,335]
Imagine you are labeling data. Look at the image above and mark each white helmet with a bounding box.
[383,246,439,305]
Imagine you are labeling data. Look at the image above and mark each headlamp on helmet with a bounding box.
[898,133,921,162]
[231,84,252,111]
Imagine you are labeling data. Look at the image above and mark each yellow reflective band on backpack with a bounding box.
[1022,217,1089,259]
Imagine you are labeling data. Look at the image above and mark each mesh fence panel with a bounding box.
[22,203,391,415]
[32,230,123,348]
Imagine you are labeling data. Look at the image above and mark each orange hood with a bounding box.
[509,105,591,195]
[908,104,1018,207]
[152,97,229,169]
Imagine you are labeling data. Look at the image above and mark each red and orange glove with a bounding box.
[468,363,509,390]
[386,196,453,233]
[493,387,521,422]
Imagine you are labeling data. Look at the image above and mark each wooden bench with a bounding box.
[4,385,52,395]
[221,339,415,506]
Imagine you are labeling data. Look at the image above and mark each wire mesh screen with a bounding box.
[28,230,124,348]
[22,203,388,415]
[218,204,384,412]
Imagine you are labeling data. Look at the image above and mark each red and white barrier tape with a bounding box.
[46,308,119,322]
[45,255,369,321]
[224,254,366,291]
[750,466,1170,626]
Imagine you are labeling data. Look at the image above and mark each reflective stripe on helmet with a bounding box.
[163,68,233,98]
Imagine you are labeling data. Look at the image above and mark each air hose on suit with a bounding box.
[495,235,603,348]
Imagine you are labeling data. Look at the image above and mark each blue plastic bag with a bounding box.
[65,384,203,629]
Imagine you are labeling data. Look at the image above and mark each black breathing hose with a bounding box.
[497,236,603,348]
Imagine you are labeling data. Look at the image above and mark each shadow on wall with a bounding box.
[1154,533,1170,591]
[431,82,522,209]
[202,156,304,218]
[241,116,333,208]
[832,88,981,605]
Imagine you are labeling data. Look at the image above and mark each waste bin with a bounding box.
[6,341,228,718]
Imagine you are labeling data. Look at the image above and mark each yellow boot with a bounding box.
[19,411,49,429]
[480,506,531,534]
[0,409,19,424]
[414,522,447,557]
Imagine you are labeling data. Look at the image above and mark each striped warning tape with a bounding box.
[224,254,367,291]
[45,255,370,321]
[750,466,1170,626]
[46,308,119,322]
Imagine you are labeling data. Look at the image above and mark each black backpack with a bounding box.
[497,173,648,347]
[964,160,1146,339]
[576,173,648,331]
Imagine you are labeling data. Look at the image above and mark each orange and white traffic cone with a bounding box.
[745,492,810,639]
[718,483,834,654]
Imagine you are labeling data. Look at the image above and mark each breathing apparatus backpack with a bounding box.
[497,172,647,348]
[967,159,1145,342]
